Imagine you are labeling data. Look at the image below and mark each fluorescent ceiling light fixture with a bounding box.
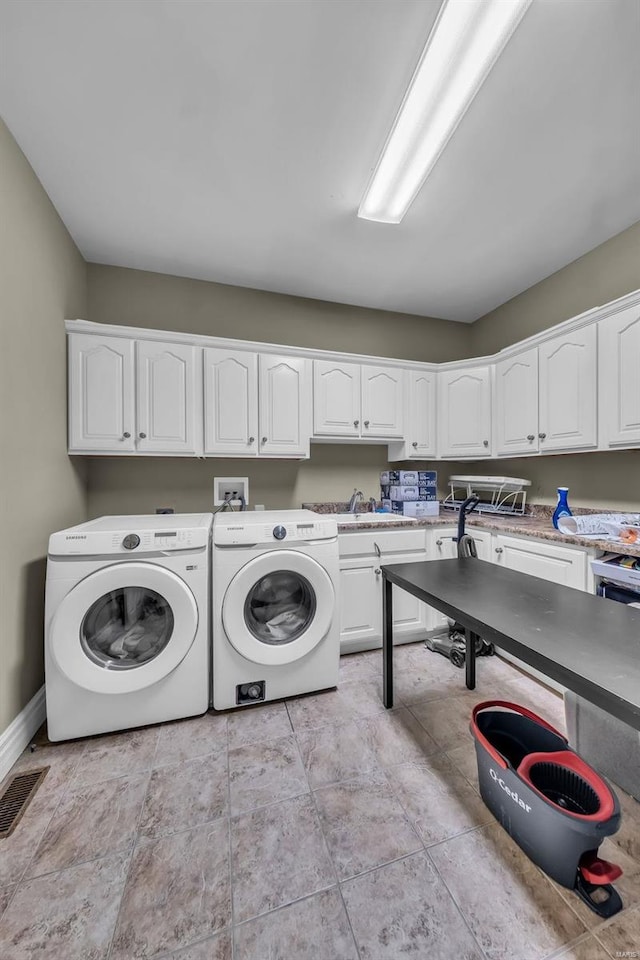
[358,0,532,224]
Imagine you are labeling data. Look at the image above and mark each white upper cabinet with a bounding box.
[66,288,640,461]
[204,348,258,456]
[599,304,640,447]
[136,341,201,454]
[406,369,436,456]
[313,360,360,436]
[538,326,597,452]
[495,348,539,456]
[313,360,403,440]
[388,369,436,460]
[69,333,135,451]
[438,365,491,458]
[361,365,404,438]
[259,354,310,457]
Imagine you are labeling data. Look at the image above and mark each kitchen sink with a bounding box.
[331,513,417,524]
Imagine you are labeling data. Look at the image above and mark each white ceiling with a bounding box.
[1,0,639,322]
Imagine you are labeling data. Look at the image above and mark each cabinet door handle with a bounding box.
[139,432,146,439]
[354,419,359,428]
[262,436,267,444]
[122,432,131,439]
[412,441,418,448]
[527,434,535,441]
[539,432,546,440]
[436,539,443,546]
[373,541,381,558]
[364,420,370,428]
[483,439,489,447]
[495,547,503,554]
[374,567,381,576]
[248,436,255,444]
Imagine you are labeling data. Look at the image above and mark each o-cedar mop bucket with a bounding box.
[471,701,623,918]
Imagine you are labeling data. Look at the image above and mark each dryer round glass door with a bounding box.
[222,550,335,666]
[49,562,198,693]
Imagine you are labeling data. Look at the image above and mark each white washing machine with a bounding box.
[45,513,212,741]
[212,510,340,709]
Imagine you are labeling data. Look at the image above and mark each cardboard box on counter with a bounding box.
[382,500,440,517]
[380,470,437,485]
[387,485,437,501]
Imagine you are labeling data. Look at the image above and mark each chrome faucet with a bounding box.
[347,489,363,514]
[368,497,377,513]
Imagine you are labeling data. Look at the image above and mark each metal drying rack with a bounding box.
[442,475,531,516]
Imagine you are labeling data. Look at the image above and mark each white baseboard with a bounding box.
[0,686,46,783]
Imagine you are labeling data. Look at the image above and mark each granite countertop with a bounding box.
[302,502,640,559]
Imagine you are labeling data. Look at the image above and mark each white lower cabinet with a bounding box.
[338,529,428,654]
[337,524,588,670]
[493,533,587,589]
[492,532,587,691]
[338,559,382,649]
[425,526,493,634]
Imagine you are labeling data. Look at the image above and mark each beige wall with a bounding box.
[87,263,470,362]
[86,445,436,517]
[0,118,88,735]
[470,220,640,356]
[467,218,640,509]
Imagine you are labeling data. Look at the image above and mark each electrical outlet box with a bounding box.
[214,477,249,507]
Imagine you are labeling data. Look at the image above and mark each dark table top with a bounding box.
[382,558,640,731]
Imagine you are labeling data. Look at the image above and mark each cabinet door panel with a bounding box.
[386,368,437,461]
[361,365,404,438]
[600,305,640,447]
[495,349,538,456]
[69,334,135,451]
[438,366,491,457]
[136,341,200,454]
[259,355,310,457]
[539,327,597,451]
[391,550,429,638]
[494,534,586,589]
[204,348,258,456]
[339,562,382,647]
[425,528,493,633]
[313,360,360,436]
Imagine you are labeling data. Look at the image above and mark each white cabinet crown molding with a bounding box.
[493,287,640,363]
[65,319,439,372]
[66,283,640,377]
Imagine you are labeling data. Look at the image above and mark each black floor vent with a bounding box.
[0,767,49,839]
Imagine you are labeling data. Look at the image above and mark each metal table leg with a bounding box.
[466,630,477,690]
[383,575,394,708]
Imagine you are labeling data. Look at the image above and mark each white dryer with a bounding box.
[45,514,212,741]
[212,510,339,709]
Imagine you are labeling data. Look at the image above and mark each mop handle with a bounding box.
[471,700,568,770]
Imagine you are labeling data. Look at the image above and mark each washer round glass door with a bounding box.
[50,562,198,693]
[222,550,335,665]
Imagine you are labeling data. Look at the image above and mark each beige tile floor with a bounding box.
[0,644,638,959]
